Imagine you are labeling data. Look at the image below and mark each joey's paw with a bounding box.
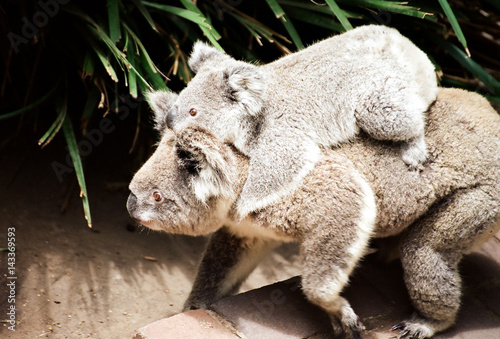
[401,147,427,169]
[391,321,434,339]
[401,137,427,169]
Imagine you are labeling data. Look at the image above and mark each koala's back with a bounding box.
[334,88,500,237]
[251,88,500,241]
[262,25,437,146]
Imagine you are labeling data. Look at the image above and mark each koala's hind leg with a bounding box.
[184,226,279,311]
[397,188,499,338]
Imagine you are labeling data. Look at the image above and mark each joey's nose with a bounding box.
[127,192,137,215]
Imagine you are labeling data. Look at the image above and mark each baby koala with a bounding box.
[148,25,438,218]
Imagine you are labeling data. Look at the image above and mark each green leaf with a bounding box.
[144,1,222,50]
[437,0,470,57]
[325,0,353,31]
[432,36,500,95]
[279,0,357,17]
[107,0,121,42]
[62,114,92,228]
[265,0,304,49]
[284,6,344,32]
[94,48,119,82]
[38,104,67,148]
[133,0,158,32]
[82,51,95,78]
[180,0,222,40]
[127,61,139,99]
[0,79,60,120]
[123,23,167,91]
[339,0,432,19]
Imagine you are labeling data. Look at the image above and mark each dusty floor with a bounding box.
[0,119,302,338]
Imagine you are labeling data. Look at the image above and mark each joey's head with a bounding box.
[127,126,242,235]
[147,41,266,154]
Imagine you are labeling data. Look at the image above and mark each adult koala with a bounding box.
[127,88,500,339]
[148,25,438,219]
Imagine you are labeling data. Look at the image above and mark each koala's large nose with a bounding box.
[126,192,138,215]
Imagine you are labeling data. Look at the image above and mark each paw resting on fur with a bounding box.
[401,136,428,168]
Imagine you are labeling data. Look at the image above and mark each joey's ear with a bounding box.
[226,64,265,116]
[175,126,237,203]
[188,41,228,73]
[146,90,178,133]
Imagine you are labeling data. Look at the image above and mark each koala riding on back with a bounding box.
[148,25,438,219]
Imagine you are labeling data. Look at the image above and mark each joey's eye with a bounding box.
[189,108,197,117]
[152,191,163,203]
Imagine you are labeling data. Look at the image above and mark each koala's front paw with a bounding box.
[329,305,365,339]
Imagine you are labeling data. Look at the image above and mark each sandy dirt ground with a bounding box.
[0,119,302,338]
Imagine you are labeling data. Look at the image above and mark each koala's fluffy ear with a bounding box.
[175,126,236,203]
[146,90,178,133]
[226,64,265,117]
[188,41,227,73]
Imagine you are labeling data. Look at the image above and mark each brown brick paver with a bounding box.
[134,233,500,338]
[133,309,239,339]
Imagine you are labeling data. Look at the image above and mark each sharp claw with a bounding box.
[399,329,410,338]
[391,323,404,331]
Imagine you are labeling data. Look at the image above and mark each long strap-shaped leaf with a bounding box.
[325,0,353,31]
[38,103,67,148]
[339,0,433,19]
[107,0,121,42]
[432,36,500,95]
[0,79,60,120]
[62,114,93,228]
[437,0,470,57]
[179,0,222,48]
[266,0,304,50]
[143,1,222,50]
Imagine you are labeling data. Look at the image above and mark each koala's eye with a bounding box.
[152,191,163,203]
[189,108,197,117]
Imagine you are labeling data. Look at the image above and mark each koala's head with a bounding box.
[127,126,241,235]
[147,42,266,153]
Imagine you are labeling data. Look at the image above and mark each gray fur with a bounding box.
[147,25,438,219]
[128,88,500,338]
